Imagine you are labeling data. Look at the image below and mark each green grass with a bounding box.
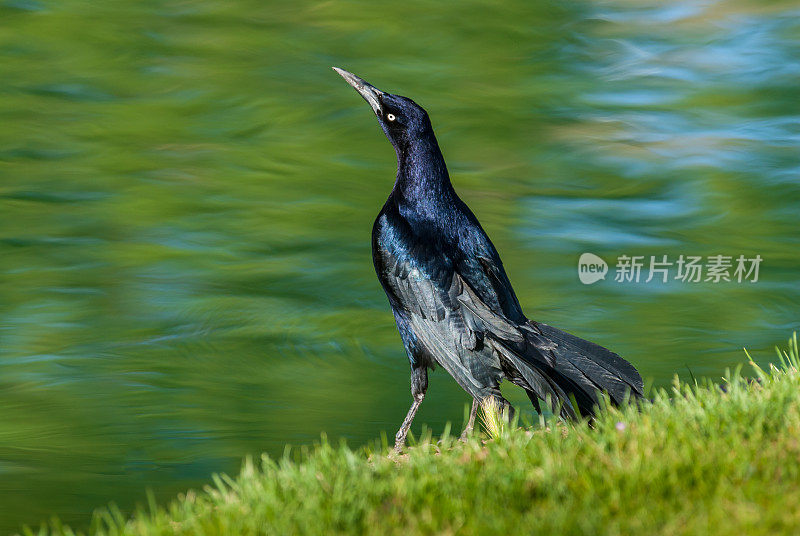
[28,334,800,536]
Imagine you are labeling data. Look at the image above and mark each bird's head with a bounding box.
[333,67,433,150]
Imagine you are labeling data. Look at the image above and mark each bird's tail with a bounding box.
[493,321,644,419]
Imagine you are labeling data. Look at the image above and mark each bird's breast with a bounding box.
[372,209,456,313]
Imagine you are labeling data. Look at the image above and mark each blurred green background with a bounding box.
[1,0,798,532]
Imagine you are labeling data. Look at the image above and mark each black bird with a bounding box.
[334,68,643,450]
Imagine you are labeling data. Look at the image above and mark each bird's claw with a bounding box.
[393,433,406,453]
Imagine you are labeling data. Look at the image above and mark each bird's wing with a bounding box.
[456,246,643,413]
[450,269,583,412]
[378,241,489,388]
[377,234,559,398]
[375,212,642,415]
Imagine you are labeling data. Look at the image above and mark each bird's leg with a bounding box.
[394,366,427,453]
[459,399,479,441]
[394,393,424,452]
[498,396,516,422]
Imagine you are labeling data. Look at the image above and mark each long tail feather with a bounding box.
[494,321,643,418]
[533,321,643,401]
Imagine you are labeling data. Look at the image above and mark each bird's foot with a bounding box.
[393,432,407,454]
[459,399,479,441]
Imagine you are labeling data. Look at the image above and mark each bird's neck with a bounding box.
[393,136,455,207]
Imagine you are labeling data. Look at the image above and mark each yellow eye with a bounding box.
[386,113,396,121]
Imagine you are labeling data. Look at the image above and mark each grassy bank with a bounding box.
[29,334,800,536]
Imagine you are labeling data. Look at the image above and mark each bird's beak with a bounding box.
[333,67,384,116]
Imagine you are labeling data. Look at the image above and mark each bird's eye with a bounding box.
[386,113,396,122]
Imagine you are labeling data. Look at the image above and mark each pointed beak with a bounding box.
[333,67,384,116]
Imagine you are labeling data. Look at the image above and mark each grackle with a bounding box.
[334,68,643,451]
